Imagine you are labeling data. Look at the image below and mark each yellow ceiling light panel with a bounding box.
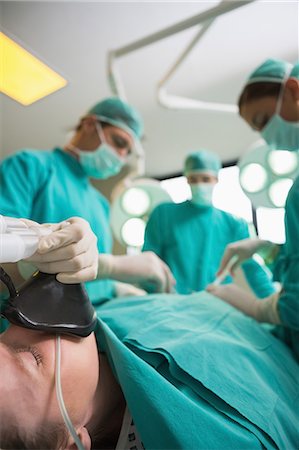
[0,32,67,105]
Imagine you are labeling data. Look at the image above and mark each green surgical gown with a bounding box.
[0,148,114,302]
[273,175,299,361]
[143,201,275,297]
[96,292,299,450]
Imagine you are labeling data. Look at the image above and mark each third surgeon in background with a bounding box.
[0,98,175,301]
[143,149,275,297]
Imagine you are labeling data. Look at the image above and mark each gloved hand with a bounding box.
[217,238,275,276]
[23,217,98,283]
[114,281,147,297]
[97,251,176,293]
[206,283,281,324]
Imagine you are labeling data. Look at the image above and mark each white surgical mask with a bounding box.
[78,124,125,179]
[190,183,214,207]
[261,71,299,152]
[79,144,124,179]
[261,115,299,152]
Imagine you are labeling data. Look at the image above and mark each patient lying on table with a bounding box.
[1,290,298,450]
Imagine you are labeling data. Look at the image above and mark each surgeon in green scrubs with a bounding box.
[143,149,275,297]
[208,59,299,361]
[0,98,175,302]
[1,291,298,450]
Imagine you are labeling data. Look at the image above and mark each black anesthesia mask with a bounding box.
[0,268,97,337]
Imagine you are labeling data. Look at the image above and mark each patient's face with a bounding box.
[0,325,99,432]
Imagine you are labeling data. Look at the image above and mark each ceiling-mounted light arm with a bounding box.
[107,0,256,176]
[107,51,127,100]
[107,51,145,176]
[157,11,238,113]
[158,90,238,113]
[156,15,237,113]
[157,19,214,88]
[110,0,255,57]
[107,0,255,103]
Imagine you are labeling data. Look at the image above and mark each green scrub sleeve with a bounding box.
[274,177,299,359]
[278,256,299,331]
[142,206,164,258]
[233,220,276,298]
[242,259,276,298]
[0,151,48,218]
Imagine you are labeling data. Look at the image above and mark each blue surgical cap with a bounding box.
[87,97,144,140]
[184,150,221,176]
[246,58,294,85]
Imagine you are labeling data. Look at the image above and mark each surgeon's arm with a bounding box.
[97,252,176,293]
[0,151,49,219]
[217,237,277,276]
[100,205,175,293]
[227,220,276,298]
[276,179,299,332]
[0,151,47,289]
[241,259,276,298]
[278,260,299,330]
[206,283,281,324]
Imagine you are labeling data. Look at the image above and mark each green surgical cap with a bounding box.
[184,150,221,176]
[290,62,299,80]
[87,97,144,140]
[246,58,294,85]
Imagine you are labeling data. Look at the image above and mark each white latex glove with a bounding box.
[97,251,176,293]
[23,217,98,283]
[114,281,147,297]
[217,238,275,277]
[206,283,281,324]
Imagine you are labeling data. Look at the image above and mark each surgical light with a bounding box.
[238,140,299,209]
[110,179,172,248]
[239,163,268,193]
[268,178,293,208]
[267,150,298,175]
[121,188,150,216]
[0,32,67,105]
[121,218,146,247]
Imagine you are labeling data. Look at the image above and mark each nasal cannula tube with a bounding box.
[55,336,85,450]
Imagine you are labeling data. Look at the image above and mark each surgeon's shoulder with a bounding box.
[149,201,179,218]
[215,207,248,229]
[2,148,55,171]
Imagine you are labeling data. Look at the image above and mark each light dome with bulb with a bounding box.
[110,178,172,248]
[238,140,299,209]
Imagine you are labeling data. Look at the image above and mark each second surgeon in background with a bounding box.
[143,149,275,297]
